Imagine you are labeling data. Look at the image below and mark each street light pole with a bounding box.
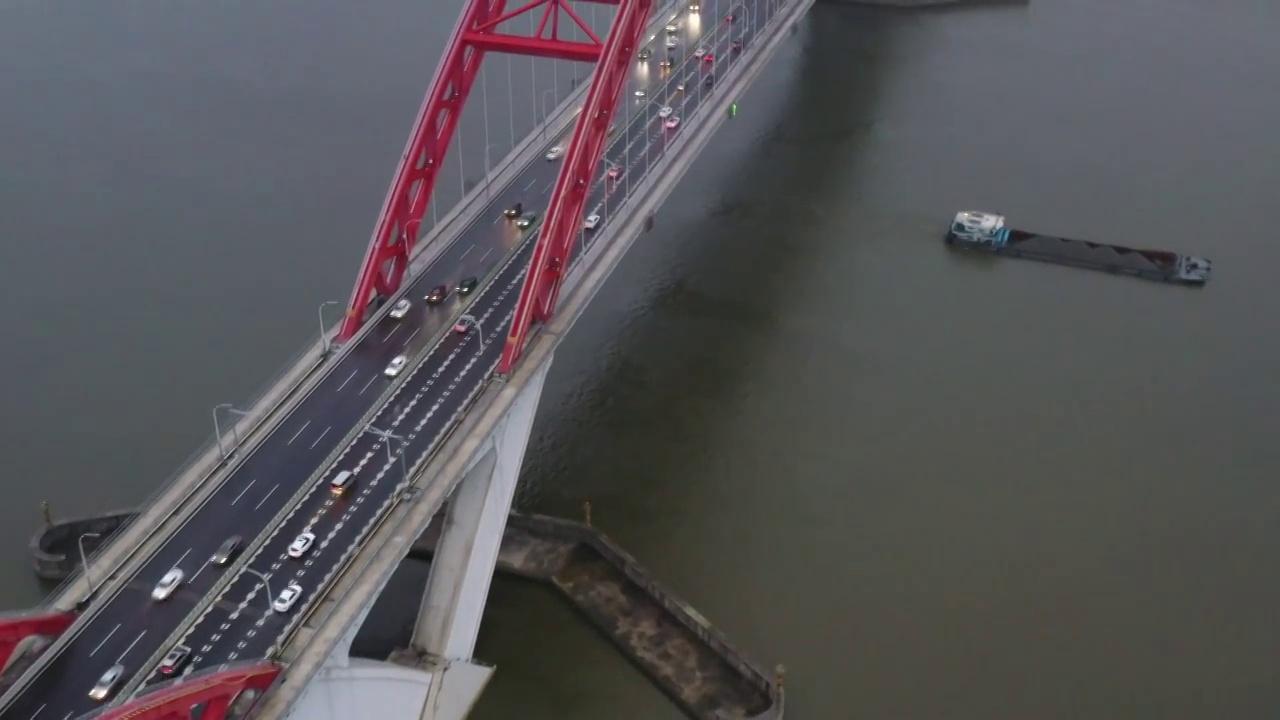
[457,314,484,348]
[243,568,274,613]
[318,300,339,355]
[212,403,248,460]
[367,426,409,484]
[540,89,557,142]
[484,143,503,198]
[78,532,102,595]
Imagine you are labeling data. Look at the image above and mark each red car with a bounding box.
[703,53,714,63]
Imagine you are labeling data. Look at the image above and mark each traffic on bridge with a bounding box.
[0,0,789,717]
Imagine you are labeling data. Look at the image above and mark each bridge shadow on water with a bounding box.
[518,4,913,512]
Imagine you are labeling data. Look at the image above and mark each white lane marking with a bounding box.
[523,178,538,191]
[173,547,192,571]
[231,477,259,506]
[335,369,358,392]
[359,374,379,395]
[309,426,331,450]
[542,180,555,194]
[254,484,279,511]
[88,623,120,657]
[29,702,45,720]
[480,248,493,263]
[403,327,421,348]
[116,630,147,662]
[62,713,73,720]
[461,245,474,259]
[286,420,311,446]
[382,324,403,344]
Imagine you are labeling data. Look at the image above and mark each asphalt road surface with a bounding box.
[2,1,771,716]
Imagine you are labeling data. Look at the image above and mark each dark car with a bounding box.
[503,202,522,219]
[158,645,192,677]
[425,284,449,304]
[731,39,743,52]
[516,213,538,230]
[210,535,242,566]
[456,276,479,296]
[637,47,651,60]
[704,73,715,87]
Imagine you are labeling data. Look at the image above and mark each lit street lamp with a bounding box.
[213,403,248,460]
[78,532,102,594]
[318,300,340,355]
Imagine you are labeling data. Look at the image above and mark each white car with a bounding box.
[665,23,678,34]
[658,105,674,119]
[634,89,646,98]
[151,568,184,601]
[693,47,706,58]
[545,145,564,161]
[88,663,125,702]
[287,532,316,559]
[676,82,686,92]
[272,584,304,613]
[388,298,411,319]
[665,36,678,49]
[664,116,681,129]
[384,355,407,378]
[583,214,601,230]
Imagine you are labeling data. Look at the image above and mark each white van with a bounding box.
[329,470,355,496]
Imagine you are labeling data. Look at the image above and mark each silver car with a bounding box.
[545,145,564,161]
[88,663,125,701]
[151,568,184,601]
[273,583,304,613]
[384,355,408,378]
[388,298,411,319]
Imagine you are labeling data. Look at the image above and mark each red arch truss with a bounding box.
[88,663,280,720]
[0,609,75,669]
[339,0,648,343]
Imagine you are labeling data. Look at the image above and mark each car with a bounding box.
[453,321,470,334]
[88,664,126,702]
[210,535,243,566]
[151,568,184,601]
[703,52,714,63]
[158,645,192,677]
[725,11,737,22]
[388,298,411,319]
[665,36,678,49]
[425,284,448,304]
[273,584,304,613]
[637,48,651,60]
[676,82,686,92]
[456,276,478,295]
[689,2,700,10]
[608,123,618,136]
[504,202,522,218]
[329,469,355,496]
[384,355,408,378]
[658,105,674,119]
[704,73,715,87]
[660,58,673,70]
[287,532,316,559]
[693,46,706,58]
[664,116,681,129]
[732,39,743,51]
[634,89,646,98]
[606,166,621,179]
[665,23,678,33]
[545,145,564,161]
[516,213,538,229]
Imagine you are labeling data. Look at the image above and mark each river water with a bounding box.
[2,1,1278,718]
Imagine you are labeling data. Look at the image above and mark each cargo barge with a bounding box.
[944,211,1211,285]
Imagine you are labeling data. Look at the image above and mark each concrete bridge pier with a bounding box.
[408,354,552,718]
